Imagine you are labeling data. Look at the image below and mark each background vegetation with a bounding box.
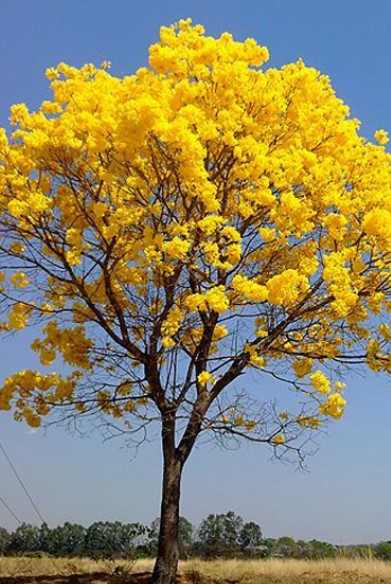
[1,512,390,562]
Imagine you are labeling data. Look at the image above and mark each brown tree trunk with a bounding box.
[152,418,183,584]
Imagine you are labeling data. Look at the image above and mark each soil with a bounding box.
[0,572,206,584]
[0,571,389,584]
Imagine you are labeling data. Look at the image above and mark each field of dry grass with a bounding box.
[1,556,391,583]
[183,557,391,582]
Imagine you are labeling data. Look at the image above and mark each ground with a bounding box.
[1,558,391,583]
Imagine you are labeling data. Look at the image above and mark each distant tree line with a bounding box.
[0,512,390,561]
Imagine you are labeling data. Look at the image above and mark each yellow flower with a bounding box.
[197,371,215,387]
[45,67,59,80]
[232,275,268,303]
[293,359,313,379]
[162,337,175,348]
[65,251,82,266]
[204,287,229,313]
[319,393,346,419]
[162,237,190,260]
[267,270,309,306]
[185,293,206,312]
[362,209,391,240]
[10,272,29,289]
[8,303,32,330]
[374,129,389,145]
[9,242,26,254]
[310,371,331,395]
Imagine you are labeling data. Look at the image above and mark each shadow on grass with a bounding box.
[0,571,205,584]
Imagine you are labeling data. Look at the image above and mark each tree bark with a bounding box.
[152,417,183,584]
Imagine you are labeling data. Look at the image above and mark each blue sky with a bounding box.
[0,0,391,544]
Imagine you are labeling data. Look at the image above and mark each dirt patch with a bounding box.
[0,572,205,584]
[0,571,390,584]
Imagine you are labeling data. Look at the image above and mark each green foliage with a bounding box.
[148,517,193,558]
[239,522,263,552]
[197,512,239,557]
[262,537,337,559]
[84,521,145,558]
[196,511,264,557]
[48,522,86,556]
[1,517,391,561]
[1,521,144,558]
[307,539,338,559]
[6,523,40,554]
[0,526,10,554]
[373,542,391,561]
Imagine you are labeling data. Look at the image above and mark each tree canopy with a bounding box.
[0,20,390,444]
[1,18,391,584]
[0,18,391,443]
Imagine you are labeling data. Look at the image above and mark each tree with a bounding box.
[373,541,391,561]
[6,523,40,555]
[239,521,263,553]
[38,522,52,554]
[274,536,298,558]
[49,522,86,556]
[306,539,337,559]
[84,521,141,558]
[149,517,193,558]
[177,517,193,557]
[197,511,243,556]
[0,18,391,584]
[0,526,10,554]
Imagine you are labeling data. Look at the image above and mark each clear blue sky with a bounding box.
[1,0,391,545]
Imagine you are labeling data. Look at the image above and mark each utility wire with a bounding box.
[0,437,67,576]
[0,438,46,524]
[0,491,22,525]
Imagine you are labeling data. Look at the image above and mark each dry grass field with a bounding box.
[1,556,391,583]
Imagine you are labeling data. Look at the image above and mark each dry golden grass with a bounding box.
[1,556,391,583]
[181,557,391,582]
[0,555,130,576]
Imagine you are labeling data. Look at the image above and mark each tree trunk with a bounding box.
[152,415,183,584]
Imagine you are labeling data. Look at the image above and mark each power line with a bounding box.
[0,437,66,576]
[0,491,22,525]
[0,438,46,524]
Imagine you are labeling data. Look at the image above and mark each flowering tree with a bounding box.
[1,20,391,584]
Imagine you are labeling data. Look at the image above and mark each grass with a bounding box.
[181,557,391,582]
[1,556,391,583]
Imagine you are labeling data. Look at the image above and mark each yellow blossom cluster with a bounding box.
[31,322,93,369]
[10,272,29,289]
[292,358,313,378]
[161,306,183,348]
[297,415,321,429]
[8,303,33,330]
[245,344,266,369]
[310,371,331,394]
[318,393,346,419]
[197,371,216,387]
[0,370,77,426]
[374,129,389,145]
[220,410,257,432]
[1,20,391,429]
[232,275,268,303]
[185,287,230,314]
[266,270,309,307]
